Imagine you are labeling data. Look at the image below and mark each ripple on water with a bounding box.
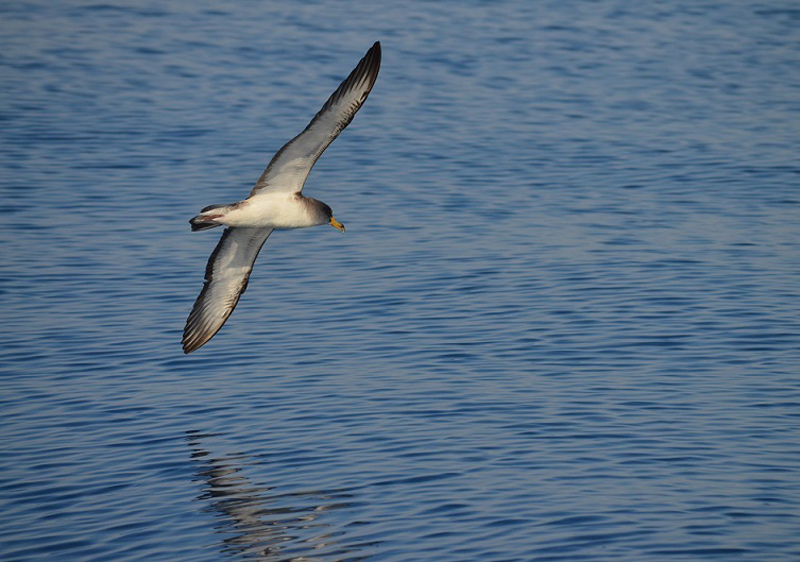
[2,0,800,561]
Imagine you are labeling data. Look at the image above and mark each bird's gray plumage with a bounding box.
[183,42,381,354]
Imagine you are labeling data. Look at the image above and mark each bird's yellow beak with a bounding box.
[329,217,345,232]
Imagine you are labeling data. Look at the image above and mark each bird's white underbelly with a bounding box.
[222,194,315,229]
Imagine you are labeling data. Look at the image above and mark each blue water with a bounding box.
[2,1,800,560]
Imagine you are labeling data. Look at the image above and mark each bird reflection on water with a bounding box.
[187,430,373,561]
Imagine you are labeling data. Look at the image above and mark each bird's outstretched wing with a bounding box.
[249,41,381,197]
[183,227,273,354]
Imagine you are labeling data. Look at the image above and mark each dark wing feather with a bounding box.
[249,41,381,197]
[183,227,273,354]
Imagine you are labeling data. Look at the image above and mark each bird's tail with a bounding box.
[190,216,222,231]
[189,203,230,232]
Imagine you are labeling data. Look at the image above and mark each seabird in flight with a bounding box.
[183,42,381,354]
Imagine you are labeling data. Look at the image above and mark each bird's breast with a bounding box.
[223,194,319,229]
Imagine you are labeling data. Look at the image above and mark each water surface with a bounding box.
[2,1,800,560]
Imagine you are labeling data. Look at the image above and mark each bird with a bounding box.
[182,42,381,354]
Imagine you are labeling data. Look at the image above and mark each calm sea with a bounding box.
[1,1,799,560]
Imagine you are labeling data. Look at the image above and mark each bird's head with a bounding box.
[319,201,345,232]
